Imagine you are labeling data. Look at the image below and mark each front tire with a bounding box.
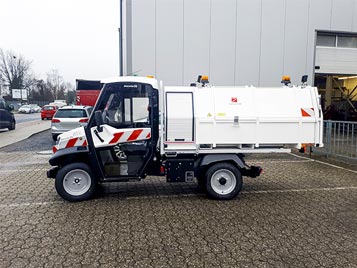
[55,163,97,202]
[205,163,242,200]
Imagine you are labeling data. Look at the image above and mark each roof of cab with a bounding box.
[100,76,159,89]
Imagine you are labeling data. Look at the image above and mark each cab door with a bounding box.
[88,82,159,179]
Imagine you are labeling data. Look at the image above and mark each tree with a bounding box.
[28,79,53,101]
[46,69,66,100]
[66,89,76,104]
[0,48,32,97]
[46,69,74,101]
[27,71,73,103]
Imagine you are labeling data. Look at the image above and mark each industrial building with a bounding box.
[121,0,357,118]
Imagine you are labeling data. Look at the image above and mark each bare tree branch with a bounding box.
[46,69,66,100]
[0,48,32,97]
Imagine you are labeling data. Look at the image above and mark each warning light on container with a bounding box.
[281,75,291,86]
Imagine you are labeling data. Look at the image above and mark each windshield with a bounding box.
[96,83,152,127]
[55,109,87,118]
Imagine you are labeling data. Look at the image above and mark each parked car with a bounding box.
[18,105,33,113]
[0,98,16,130]
[30,104,41,113]
[41,105,58,120]
[49,100,67,108]
[51,105,93,141]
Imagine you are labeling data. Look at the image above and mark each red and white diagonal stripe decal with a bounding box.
[127,129,143,141]
[65,137,78,148]
[91,125,152,148]
[109,128,151,145]
[301,108,315,117]
[65,137,88,148]
[53,135,88,153]
[109,132,124,144]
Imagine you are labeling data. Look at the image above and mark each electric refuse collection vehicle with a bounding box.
[47,76,323,202]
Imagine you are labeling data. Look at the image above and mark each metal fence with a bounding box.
[315,120,357,159]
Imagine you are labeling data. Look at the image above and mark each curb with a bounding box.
[0,121,51,149]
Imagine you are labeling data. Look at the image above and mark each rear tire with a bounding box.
[205,163,242,200]
[55,162,97,202]
[8,120,15,131]
[52,134,58,141]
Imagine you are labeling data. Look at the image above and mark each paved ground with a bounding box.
[0,118,50,149]
[0,131,357,267]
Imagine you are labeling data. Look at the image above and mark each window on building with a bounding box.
[316,34,336,47]
[317,32,357,48]
[337,36,357,48]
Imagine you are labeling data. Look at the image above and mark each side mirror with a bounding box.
[94,111,103,132]
[8,104,14,111]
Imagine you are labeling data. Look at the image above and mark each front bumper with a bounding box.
[47,166,60,178]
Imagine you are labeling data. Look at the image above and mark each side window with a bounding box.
[103,93,124,126]
[123,97,149,123]
[132,97,149,122]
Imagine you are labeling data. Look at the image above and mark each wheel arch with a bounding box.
[49,147,90,166]
[196,154,248,177]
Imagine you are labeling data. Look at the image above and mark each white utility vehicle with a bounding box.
[47,76,323,201]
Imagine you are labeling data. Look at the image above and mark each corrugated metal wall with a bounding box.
[125,0,357,86]
[316,47,357,74]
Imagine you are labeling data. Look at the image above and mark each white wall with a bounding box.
[125,0,357,86]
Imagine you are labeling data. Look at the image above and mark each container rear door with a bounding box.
[166,92,194,142]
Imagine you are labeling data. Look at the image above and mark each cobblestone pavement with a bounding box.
[0,136,357,267]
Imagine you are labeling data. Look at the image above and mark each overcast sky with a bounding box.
[0,0,119,85]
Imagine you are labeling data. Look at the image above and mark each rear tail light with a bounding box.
[52,119,61,123]
[160,165,165,174]
[79,118,89,123]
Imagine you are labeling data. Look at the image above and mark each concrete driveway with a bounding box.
[0,139,356,267]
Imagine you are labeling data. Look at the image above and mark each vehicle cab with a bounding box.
[48,77,160,201]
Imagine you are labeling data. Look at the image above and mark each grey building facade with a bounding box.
[122,0,357,107]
